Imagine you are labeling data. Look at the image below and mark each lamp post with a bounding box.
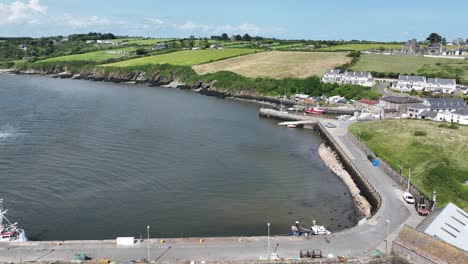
[433,190,437,211]
[267,222,270,260]
[386,219,391,254]
[147,225,150,262]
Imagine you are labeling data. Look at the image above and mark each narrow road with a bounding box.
[0,120,418,263]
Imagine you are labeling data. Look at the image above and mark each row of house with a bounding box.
[393,75,457,94]
[322,70,375,87]
[378,96,468,125]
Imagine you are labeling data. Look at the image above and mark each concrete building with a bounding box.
[416,203,468,251]
[152,43,167,51]
[322,70,374,87]
[394,75,426,92]
[380,96,422,114]
[343,71,374,87]
[321,69,344,83]
[407,104,430,118]
[426,78,457,94]
[422,98,466,113]
[425,42,444,55]
[436,108,468,125]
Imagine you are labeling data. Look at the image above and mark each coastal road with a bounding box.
[0,119,418,263]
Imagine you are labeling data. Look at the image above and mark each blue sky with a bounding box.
[0,0,467,41]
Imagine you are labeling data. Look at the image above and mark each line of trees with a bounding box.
[210,33,263,42]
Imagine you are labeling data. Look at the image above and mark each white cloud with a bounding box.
[176,21,277,36]
[0,0,47,24]
[59,13,115,29]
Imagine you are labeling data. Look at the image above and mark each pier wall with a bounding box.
[315,123,381,216]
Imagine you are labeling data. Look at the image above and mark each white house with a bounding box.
[96,40,113,45]
[322,69,374,87]
[394,75,426,92]
[436,108,468,125]
[321,69,344,83]
[342,71,374,87]
[426,78,457,93]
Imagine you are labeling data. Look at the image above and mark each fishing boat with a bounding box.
[289,220,331,236]
[0,199,28,242]
[310,220,331,235]
[305,106,325,115]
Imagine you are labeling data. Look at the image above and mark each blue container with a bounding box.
[372,159,380,167]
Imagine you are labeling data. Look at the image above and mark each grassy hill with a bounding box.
[349,119,468,210]
[351,54,468,83]
[103,48,261,67]
[39,48,136,62]
[192,51,351,79]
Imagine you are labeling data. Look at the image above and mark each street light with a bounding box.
[386,220,391,254]
[267,223,270,260]
[147,225,151,262]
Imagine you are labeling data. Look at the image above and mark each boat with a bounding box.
[310,220,331,235]
[287,124,297,128]
[0,199,28,242]
[305,106,325,115]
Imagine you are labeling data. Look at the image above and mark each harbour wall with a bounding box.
[258,109,382,216]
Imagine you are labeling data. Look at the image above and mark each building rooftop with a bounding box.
[417,203,468,251]
[345,71,371,78]
[381,96,422,104]
[427,78,456,85]
[409,104,429,110]
[424,98,466,109]
[324,69,342,75]
[399,75,426,82]
[419,110,438,118]
[453,108,468,116]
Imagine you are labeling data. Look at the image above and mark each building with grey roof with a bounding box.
[342,71,374,87]
[380,96,422,114]
[401,39,421,55]
[394,75,426,92]
[426,78,457,94]
[436,107,468,125]
[417,203,468,251]
[321,69,344,83]
[423,98,466,112]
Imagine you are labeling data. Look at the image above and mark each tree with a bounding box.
[234,34,242,41]
[221,33,229,41]
[442,38,447,44]
[135,48,147,55]
[242,34,252,41]
[426,33,442,43]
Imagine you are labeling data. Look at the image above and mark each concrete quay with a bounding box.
[0,109,424,263]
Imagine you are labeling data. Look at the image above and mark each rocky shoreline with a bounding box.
[318,143,371,219]
[7,68,292,107]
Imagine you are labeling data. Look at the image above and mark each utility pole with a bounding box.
[407,167,411,192]
[433,190,437,211]
[147,225,150,262]
[267,222,270,260]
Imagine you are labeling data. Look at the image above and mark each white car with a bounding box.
[403,192,415,204]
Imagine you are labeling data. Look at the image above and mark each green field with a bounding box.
[349,120,468,210]
[40,48,136,62]
[103,48,261,67]
[351,54,468,82]
[318,43,403,51]
[270,43,305,50]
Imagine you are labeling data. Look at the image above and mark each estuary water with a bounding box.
[0,74,357,240]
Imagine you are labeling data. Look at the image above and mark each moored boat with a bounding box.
[287,124,297,128]
[0,199,28,242]
[305,106,325,115]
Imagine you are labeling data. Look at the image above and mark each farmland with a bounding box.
[351,54,468,83]
[115,38,174,46]
[103,48,261,67]
[318,43,403,51]
[40,48,136,62]
[349,119,468,210]
[192,51,351,79]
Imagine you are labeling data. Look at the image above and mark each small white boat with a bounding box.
[287,124,297,128]
[0,199,28,242]
[310,220,331,235]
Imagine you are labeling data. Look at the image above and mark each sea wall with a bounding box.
[315,123,381,216]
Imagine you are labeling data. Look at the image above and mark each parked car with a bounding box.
[324,122,336,128]
[403,192,415,204]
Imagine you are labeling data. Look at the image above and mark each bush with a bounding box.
[438,123,449,128]
[449,124,459,129]
[414,130,427,136]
